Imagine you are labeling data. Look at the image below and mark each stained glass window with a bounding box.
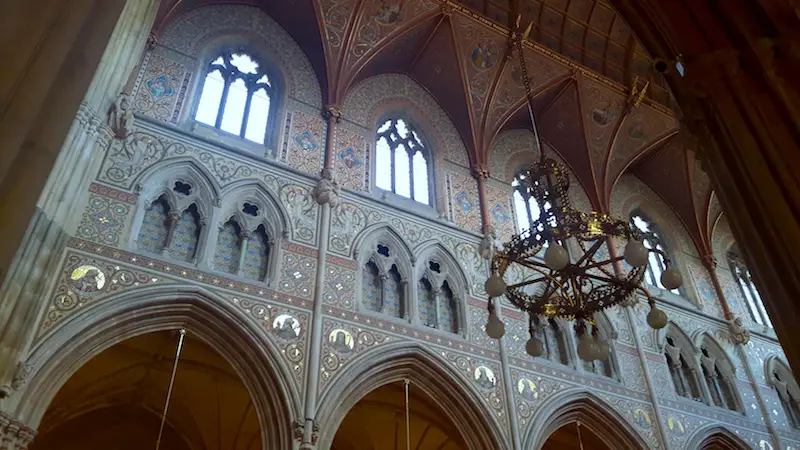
[375,118,430,204]
[195,52,273,144]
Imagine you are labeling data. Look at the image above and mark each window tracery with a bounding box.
[212,198,276,282]
[630,212,678,294]
[511,170,555,235]
[728,251,772,328]
[698,340,741,412]
[768,359,800,429]
[375,118,430,205]
[413,247,466,335]
[663,330,703,401]
[195,52,274,144]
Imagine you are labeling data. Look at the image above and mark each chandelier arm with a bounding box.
[513,257,551,272]
[581,256,624,271]
[506,276,550,290]
[573,238,606,266]
[579,271,633,286]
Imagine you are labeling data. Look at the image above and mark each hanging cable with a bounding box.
[404,378,411,450]
[576,420,584,450]
[156,328,186,450]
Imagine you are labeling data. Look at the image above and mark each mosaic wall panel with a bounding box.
[228,296,310,388]
[483,179,515,242]
[342,73,470,167]
[159,4,322,107]
[281,110,325,176]
[324,262,356,310]
[446,169,481,233]
[319,319,393,392]
[39,252,169,337]
[76,190,133,247]
[617,351,648,392]
[278,251,317,300]
[131,52,190,123]
[333,126,368,191]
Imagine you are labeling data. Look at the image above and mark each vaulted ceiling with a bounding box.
[152,0,724,257]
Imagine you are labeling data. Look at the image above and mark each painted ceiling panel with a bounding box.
[409,17,475,154]
[538,81,600,208]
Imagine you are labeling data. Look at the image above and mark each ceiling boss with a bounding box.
[483,17,681,362]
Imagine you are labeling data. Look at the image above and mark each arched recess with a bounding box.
[213,180,291,283]
[414,241,471,335]
[314,341,508,450]
[523,389,650,450]
[686,425,751,450]
[9,284,299,449]
[157,3,322,108]
[694,333,743,411]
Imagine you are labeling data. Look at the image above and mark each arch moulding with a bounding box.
[9,284,299,449]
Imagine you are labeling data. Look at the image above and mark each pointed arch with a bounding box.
[220,180,289,240]
[696,333,743,411]
[314,341,508,450]
[414,241,470,335]
[134,157,221,214]
[351,223,414,270]
[414,240,469,297]
[11,284,299,449]
[686,425,751,450]
[523,388,650,450]
[656,321,698,354]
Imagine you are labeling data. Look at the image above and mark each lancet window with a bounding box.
[769,360,800,429]
[359,242,407,320]
[728,251,772,328]
[630,213,678,294]
[195,51,274,144]
[212,201,273,282]
[699,341,740,412]
[511,170,555,235]
[375,118,430,205]
[415,258,462,335]
[663,332,703,401]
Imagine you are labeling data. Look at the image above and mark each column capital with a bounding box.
[0,412,36,450]
[322,105,343,123]
[470,165,490,180]
[701,254,718,269]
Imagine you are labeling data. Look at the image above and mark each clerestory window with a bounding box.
[375,118,430,205]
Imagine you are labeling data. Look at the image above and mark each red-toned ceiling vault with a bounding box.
[151,0,725,257]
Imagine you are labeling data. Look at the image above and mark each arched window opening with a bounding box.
[533,317,569,366]
[700,346,739,411]
[664,335,703,401]
[630,213,678,294]
[383,265,404,319]
[375,118,430,205]
[511,171,556,236]
[195,52,273,145]
[771,362,800,429]
[728,252,772,328]
[440,281,458,334]
[213,219,243,274]
[169,204,202,262]
[137,195,171,254]
[417,278,437,328]
[242,224,270,281]
[363,261,382,313]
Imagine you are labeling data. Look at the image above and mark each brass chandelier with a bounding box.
[483,20,681,361]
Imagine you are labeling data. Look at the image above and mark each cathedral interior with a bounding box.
[1,0,800,449]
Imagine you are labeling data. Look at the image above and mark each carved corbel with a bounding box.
[727,316,751,345]
[312,175,341,208]
[323,105,342,123]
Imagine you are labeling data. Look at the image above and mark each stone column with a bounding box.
[432,288,442,329]
[0,412,35,450]
[473,164,522,450]
[608,241,670,449]
[298,106,341,450]
[236,232,251,277]
[703,255,781,446]
[0,0,160,397]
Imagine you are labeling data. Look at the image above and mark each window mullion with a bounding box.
[390,143,396,194]
[408,145,415,200]
[240,85,254,138]
[215,71,233,129]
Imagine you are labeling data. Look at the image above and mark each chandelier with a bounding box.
[482,20,681,362]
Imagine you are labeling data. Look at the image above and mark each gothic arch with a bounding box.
[523,388,650,450]
[351,223,414,268]
[696,333,744,411]
[414,241,470,297]
[314,341,508,450]
[12,284,299,449]
[220,179,290,238]
[686,425,751,450]
[158,3,322,108]
[656,321,698,354]
[134,157,221,216]
[765,356,800,398]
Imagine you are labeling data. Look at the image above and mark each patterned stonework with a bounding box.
[333,126,368,191]
[76,191,132,246]
[131,52,190,123]
[324,261,357,310]
[483,179,515,242]
[281,110,326,175]
[278,250,317,300]
[446,169,481,233]
[319,319,393,391]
